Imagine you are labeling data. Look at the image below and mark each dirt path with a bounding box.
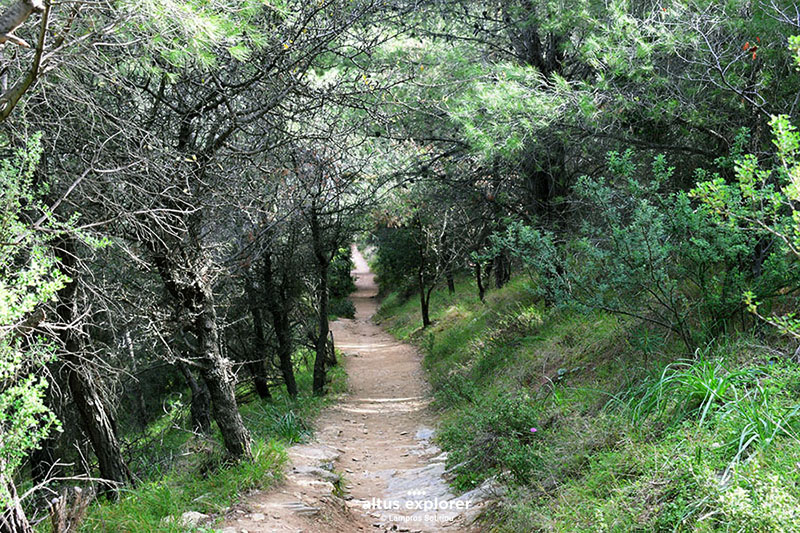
[219,247,490,533]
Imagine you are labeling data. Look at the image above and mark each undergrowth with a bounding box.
[72,359,346,532]
[377,277,800,532]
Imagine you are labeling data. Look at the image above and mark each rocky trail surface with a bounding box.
[217,246,494,533]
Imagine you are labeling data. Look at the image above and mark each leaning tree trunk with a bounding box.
[0,0,44,47]
[54,237,129,498]
[312,261,330,395]
[154,254,252,460]
[192,284,252,460]
[418,269,432,328]
[65,362,130,497]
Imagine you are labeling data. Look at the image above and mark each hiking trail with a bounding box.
[220,246,493,533]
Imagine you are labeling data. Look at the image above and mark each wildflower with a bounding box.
[530,427,537,433]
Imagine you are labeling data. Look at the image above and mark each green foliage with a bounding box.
[484,221,563,304]
[0,134,64,507]
[693,114,800,338]
[490,149,799,347]
[118,0,273,70]
[371,224,419,294]
[329,247,356,319]
[439,391,542,489]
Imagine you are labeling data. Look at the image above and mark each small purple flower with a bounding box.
[530,427,537,433]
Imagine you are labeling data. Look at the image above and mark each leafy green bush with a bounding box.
[0,134,65,510]
[329,297,356,319]
[439,392,542,489]
[490,150,800,348]
[693,114,800,339]
[329,246,356,301]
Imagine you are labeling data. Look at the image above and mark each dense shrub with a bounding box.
[488,150,800,348]
[438,392,543,489]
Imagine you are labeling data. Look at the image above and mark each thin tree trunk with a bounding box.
[274,305,297,398]
[245,278,271,399]
[263,253,297,398]
[312,260,330,395]
[419,270,431,328]
[177,361,211,434]
[475,262,485,302]
[441,230,455,295]
[310,207,330,396]
[125,330,148,431]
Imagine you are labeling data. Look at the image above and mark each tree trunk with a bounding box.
[54,237,129,498]
[263,253,297,398]
[310,208,330,396]
[418,270,431,328]
[325,331,337,367]
[65,364,130,496]
[154,253,252,460]
[274,306,297,398]
[252,371,271,400]
[177,361,211,434]
[245,278,271,400]
[0,475,33,533]
[494,252,510,289]
[441,230,455,295]
[193,286,252,460]
[475,262,485,302]
[312,260,330,395]
[125,331,148,431]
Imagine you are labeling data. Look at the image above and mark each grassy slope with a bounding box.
[74,359,346,532]
[377,276,800,532]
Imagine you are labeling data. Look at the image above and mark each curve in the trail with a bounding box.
[220,246,492,533]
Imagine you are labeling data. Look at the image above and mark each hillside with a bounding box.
[377,278,800,532]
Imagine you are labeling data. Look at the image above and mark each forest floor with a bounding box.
[219,247,490,533]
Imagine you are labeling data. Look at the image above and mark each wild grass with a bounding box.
[378,275,800,532]
[71,358,346,532]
